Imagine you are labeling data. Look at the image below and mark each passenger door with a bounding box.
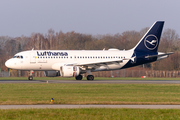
[30,52,36,63]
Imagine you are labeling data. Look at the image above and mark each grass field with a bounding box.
[0,108,180,120]
[0,77,180,80]
[1,79,180,119]
[1,83,180,105]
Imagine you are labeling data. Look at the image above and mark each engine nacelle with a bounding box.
[60,66,80,77]
[44,71,60,77]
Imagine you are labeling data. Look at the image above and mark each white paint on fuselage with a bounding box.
[5,49,133,71]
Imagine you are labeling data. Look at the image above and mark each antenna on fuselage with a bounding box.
[32,48,34,51]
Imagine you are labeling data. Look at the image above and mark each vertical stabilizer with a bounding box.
[133,21,164,52]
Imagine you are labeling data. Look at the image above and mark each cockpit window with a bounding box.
[13,55,23,59]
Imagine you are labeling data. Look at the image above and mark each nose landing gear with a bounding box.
[28,70,34,80]
[28,76,33,80]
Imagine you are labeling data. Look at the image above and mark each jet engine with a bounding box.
[60,66,80,77]
[44,71,60,77]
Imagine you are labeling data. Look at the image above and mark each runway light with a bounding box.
[51,98,54,103]
[47,81,48,83]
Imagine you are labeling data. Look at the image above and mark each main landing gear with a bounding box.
[87,75,94,80]
[28,70,34,80]
[86,70,94,80]
[75,74,94,80]
[75,75,83,80]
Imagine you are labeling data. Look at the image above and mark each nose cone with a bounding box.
[5,59,12,68]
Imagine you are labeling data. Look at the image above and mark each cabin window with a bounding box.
[13,55,23,59]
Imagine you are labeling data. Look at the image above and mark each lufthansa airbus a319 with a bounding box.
[5,21,173,80]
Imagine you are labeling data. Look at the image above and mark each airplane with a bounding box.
[5,21,173,80]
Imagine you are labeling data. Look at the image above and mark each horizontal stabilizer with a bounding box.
[145,52,174,59]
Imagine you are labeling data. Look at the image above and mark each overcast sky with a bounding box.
[0,0,179,37]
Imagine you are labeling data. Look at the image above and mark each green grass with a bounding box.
[0,77,180,80]
[0,108,180,120]
[1,83,180,105]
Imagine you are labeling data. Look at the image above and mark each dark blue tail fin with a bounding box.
[133,21,164,52]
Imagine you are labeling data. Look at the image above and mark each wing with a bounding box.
[66,59,123,69]
[51,59,123,71]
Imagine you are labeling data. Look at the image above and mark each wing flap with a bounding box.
[66,59,123,68]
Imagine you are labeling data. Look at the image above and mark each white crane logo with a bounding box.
[146,40,157,46]
[144,35,158,50]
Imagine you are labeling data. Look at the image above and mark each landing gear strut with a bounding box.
[75,75,83,80]
[87,75,94,80]
[28,70,34,80]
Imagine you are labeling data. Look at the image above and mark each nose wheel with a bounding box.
[28,76,33,80]
[28,70,34,80]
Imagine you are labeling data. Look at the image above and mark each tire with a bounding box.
[28,76,33,80]
[87,75,94,81]
[75,75,83,80]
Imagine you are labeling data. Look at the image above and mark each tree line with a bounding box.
[0,27,180,74]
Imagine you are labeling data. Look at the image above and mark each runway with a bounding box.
[1,105,180,109]
[0,80,180,84]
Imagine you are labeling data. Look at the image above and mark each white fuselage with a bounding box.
[5,49,133,71]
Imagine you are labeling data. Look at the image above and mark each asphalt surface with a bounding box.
[1,105,180,109]
[0,80,180,84]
